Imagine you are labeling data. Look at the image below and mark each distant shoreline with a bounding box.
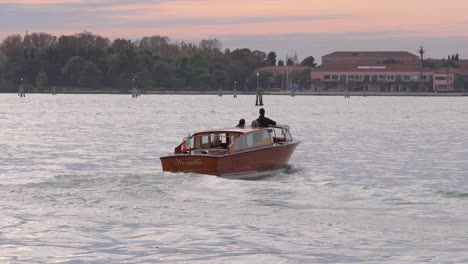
[2,91,467,96]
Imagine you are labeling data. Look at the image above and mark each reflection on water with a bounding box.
[0,94,467,263]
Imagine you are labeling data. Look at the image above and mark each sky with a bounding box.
[1,0,468,63]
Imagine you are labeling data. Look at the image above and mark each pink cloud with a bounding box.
[0,0,100,3]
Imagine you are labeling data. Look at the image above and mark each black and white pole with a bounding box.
[19,78,25,97]
[345,81,350,98]
[259,86,263,106]
[233,81,237,98]
[132,75,138,98]
[255,72,259,106]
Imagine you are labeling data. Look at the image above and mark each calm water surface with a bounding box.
[0,94,467,263]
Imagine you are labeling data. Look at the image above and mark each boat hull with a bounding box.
[160,141,299,179]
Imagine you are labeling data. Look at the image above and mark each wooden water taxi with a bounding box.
[160,125,300,179]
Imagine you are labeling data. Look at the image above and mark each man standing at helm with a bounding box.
[256,108,276,127]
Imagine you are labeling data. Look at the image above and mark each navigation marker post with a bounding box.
[18,78,25,97]
[132,75,140,98]
[233,81,237,98]
[255,72,263,106]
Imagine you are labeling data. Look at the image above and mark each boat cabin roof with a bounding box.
[192,125,289,136]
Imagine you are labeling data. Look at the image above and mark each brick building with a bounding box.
[312,51,468,92]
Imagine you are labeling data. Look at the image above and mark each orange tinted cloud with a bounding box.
[3,0,468,38]
[1,0,468,59]
[0,0,100,3]
[91,0,468,38]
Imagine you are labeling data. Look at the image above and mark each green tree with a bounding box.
[290,68,312,89]
[266,51,277,66]
[62,56,102,88]
[152,61,171,88]
[301,56,316,67]
[138,35,170,56]
[0,34,24,60]
[29,33,57,49]
[199,39,222,55]
[56,35,80,64]
[35,71,49,90]
[110,38,133,53]
[1,30,332,92]
[0,52,8,86]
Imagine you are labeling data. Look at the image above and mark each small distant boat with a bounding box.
[160,125,300,179]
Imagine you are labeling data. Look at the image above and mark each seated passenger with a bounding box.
[251,120,259,128]
[211,134,222,148]
[236,118,246,128]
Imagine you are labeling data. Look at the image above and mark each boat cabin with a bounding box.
[174,126,293,156]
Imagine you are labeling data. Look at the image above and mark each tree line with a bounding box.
[0,31,316,93]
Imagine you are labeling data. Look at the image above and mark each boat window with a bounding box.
[193,136,200,149]
[194,135,210,149]
[230,134,237,144]
[203,136,210,148]
[284,129,293,141]
[253,130,273,146]
[211,134,222,147]
[246,133,254,148]
[209,133,230,148]
[231,136,246,151]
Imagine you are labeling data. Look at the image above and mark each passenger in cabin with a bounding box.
[236,119,246,128]
[256,108,276,127]
[211,134,222,148]
[251,120,259,128]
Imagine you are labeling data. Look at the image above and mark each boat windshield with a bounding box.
[229,129,273,152]
[271,127,293,143]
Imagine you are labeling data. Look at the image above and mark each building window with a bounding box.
[371,75,377,81]
[324,75,331,80]
[348,75,355,80]
[332,75,338,80]
[403,75,411,81]
[396,75,402,81]
[379,75,386,80]
[340,75,346,81]
[435,76,447,81]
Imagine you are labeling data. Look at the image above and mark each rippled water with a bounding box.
[0,94,467,263]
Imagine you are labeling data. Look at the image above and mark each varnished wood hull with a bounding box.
[160,141,299,178]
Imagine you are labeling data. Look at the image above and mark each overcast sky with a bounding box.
[1,0,468,63]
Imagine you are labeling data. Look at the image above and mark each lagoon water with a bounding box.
[0,94,467,263]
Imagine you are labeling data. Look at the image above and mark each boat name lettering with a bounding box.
[174,158,204,166]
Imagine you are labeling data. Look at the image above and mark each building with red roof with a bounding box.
[311,51,468,92]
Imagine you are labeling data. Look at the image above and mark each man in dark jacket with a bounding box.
[256,108,276,127]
